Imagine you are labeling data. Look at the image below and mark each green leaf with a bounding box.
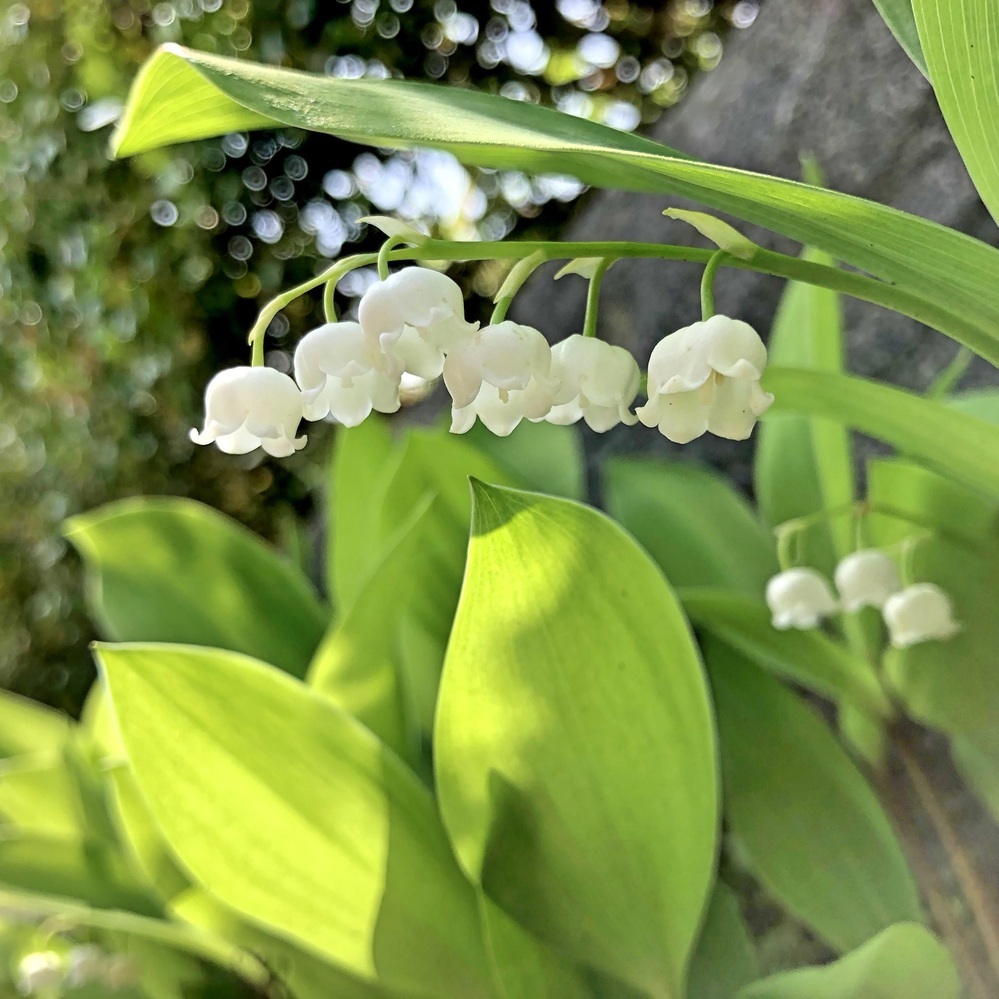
[604,459,777,596]
[65,498,328,679]
[686,882,759,999]
[0,754,84,839]
[913,0,999,225]
[765,367,999,497]
[308,495,440,767]
[948,387,999,423]
[867,459,999,733]
[0,689,68,759]
[705,640,922,953]
[662,208,759,259]
[679,589,889,718]
[328,416,397,611]
[755,251,854,575]
[737,923,960,999]
[462,418,585,501]
[435,483,718,998]
[951,729,999,823]
[110,47,999,363]
[872,0,928,77]
[96,643,492,997]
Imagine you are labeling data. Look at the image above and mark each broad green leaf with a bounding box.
[604,459,776,596]
[738,923,959,999]
[0,689,68,759]
[96,643,492,997]
[328,416,397,611]
[872,0,928,77]
[435,483,718,998]
[463,418,585,501]
[308,496,440,767]
[913,0,999,225]
[867,460,999,732]
[0,754,83,838]
[679,589,889,718]
[0,833,160,915]
[765,367,999,497]
[951,729,999,823]
[755,251,854,575]
[705,640,922,953]
[65,498,327,679]
[0,886,273,995]
[948,387,999,423]
[109,47,999,363]
[687,882,759,999]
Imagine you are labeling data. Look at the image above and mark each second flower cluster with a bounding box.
[191,266,775,457]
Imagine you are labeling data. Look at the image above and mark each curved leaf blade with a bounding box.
[110,46,999,362]
[435,483,718,998]
[872,0,928,77]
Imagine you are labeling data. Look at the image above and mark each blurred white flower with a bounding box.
[883,583,961,648]
[16,952,64,994]
[65,945,107,988]
[358,267,477,376]
[445,321,555,436]
[294,322,402,426]
[540,334,640,432]
[190,366,306,457]
[834,549,902,611]
[636,315,774,443]
[103,954,140,991]
[766,567,839,630]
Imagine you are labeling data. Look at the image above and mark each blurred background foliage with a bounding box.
[0,0,758,706]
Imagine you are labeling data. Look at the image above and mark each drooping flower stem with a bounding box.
[377,235,410,280]
[251,326,265,366]
[490,250,548,325]
[582,258,612,338]
[699,249,727,321]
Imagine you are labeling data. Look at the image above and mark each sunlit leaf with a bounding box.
[110,46,999,363]
[96,643,492,996]
[705,640,922,953]
[913,0,999,225]
[604,459,776,596]
[0,689,68,760]
[436,483,717,997]
[66,498,327,678]
[738,923,959,999]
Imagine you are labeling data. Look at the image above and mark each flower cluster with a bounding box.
[765,549,960,648]
[15,946,138,995]
[190,267,774,456]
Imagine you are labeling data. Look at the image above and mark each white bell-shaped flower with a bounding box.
[445,321,555,437]
[16,952,64,994]
[834,549,902,611]
[65,946,107,988]
[883,583,961,648]
[540,334,641,432]
[765,567,839,630]
[293,321,402,426]
[190,366,306,457]
[358,267,477,365]
[636,314,774,444]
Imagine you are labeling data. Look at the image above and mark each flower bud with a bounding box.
[190,366,306,457]
[636,315,773,443]
[883,583,961,648]
[765,567,839,630]
[834,549,902,611]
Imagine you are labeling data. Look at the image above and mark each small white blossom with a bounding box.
[358,267,477,376]
[293,321,402,426]
[834,549,902,611]
[445,321,556,437]
[190,366,306,457]
[766,568,839,630]
[15,952,64,994]
[636,315,774,444]
[540,334,640,432]
[883,583,961,648]
[65,945,108,988]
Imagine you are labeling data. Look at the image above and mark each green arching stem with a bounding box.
[699,249,727,321]
[322,276,338,323]
[582,258,612,338]
[243,236,987,365]
[927,346,973,399]
[251,325,265,366]
[377,235,410,280]
[490,297,512,324]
